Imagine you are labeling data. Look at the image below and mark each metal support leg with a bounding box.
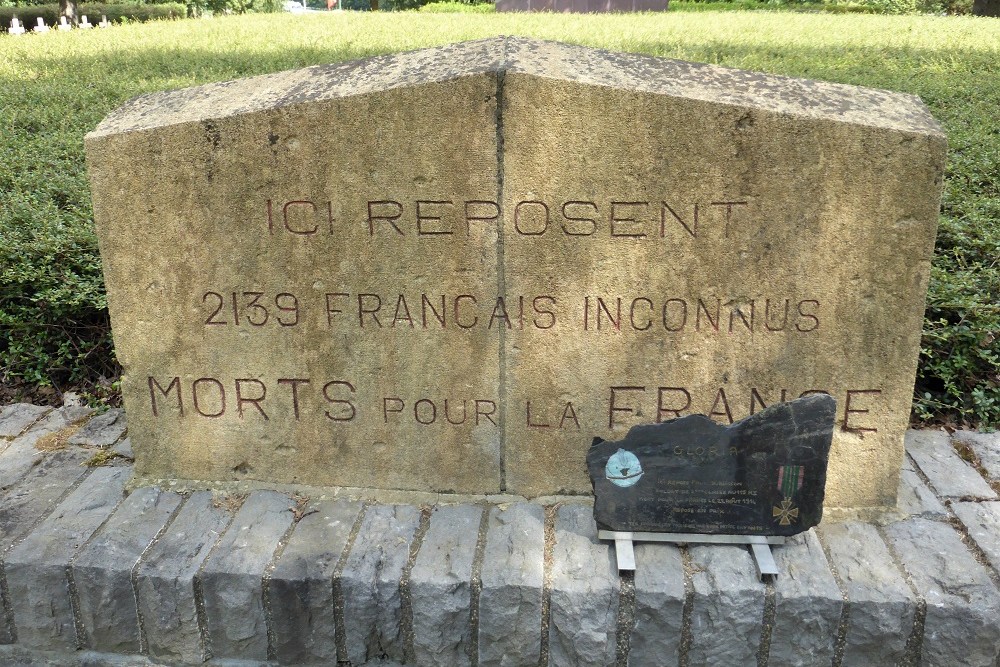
[614,535,636,571]
[749,537,779,580]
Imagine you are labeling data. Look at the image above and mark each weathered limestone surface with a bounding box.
[954,430,1000,481]
[73,486,182,653]
[0,404,50,439]
[952,501,1000,579]
[0,427,998,666]
[410,504,482,667]
[87,38,946,509]
[769,530,841,666]
[688,544,763,665]
[269,498,361,664]
[340,504,421,665]
[478,503,545,667]
[135,490,230,663]
[3,466,129,650]
[0,449,91,644]
[548,504,618,667]
[817,521,916,665]
[199,490,295,660]
[68,408,127,447]
[897,466,947,518]
[0,406,93,491]
[628,542,684,667]
[906,430,996,499]
[0,448,92,553]
[884,518,1000,666]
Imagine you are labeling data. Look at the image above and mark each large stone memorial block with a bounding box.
[86,37,946,507]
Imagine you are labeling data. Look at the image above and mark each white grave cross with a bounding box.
[9,17,26,34]
[33,17,49,32]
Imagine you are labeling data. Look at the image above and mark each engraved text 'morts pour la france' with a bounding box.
[587,394,836,536]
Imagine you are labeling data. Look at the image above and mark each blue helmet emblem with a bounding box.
[606,448,643,487]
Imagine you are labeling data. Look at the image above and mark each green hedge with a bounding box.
[0,3,184,28]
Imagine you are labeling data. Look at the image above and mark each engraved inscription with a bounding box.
[147,374,882,435]
[264,196,753,240]
[200,289,821,335]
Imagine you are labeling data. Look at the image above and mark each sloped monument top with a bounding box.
[86,37,946,508]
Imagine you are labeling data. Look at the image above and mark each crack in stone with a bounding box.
[192,503,241,661]
[0,463,96,644]
[495,59,508,494]
[262,499,303,661]
[67,487,129,650]
[468,503,491,667]
[678,545,694,667]
[131,493,187,655]
[876,524,925,667]
[400,506,432,663]
[333,501,369,663]
[814,528,850,667]
[614,570,636,667]
[755,574,776,667]
[538,503,557,667]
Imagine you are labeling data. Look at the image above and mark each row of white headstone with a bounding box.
[7,14,110,34]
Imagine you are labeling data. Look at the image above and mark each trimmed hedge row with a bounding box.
[0,3,184,29]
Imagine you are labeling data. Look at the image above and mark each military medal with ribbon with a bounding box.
[773,464,804,525]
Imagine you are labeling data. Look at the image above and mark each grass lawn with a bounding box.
[1,11,998,424]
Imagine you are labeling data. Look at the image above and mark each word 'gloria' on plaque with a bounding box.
[587,394,837,536]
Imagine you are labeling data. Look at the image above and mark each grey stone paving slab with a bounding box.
[817,521,915,665]
[627,541,684,667]
[0,406,94,492]
[906,430,996,499]
[769,529,841,667]
[0,644,193,665]
[136,490,232,664]
[341,504,421,666]
[884,517,1000,666]
[897,467,947,519]
[269,498,361,665]
[73,486,182,653]
[0,448,93,643]
[2,423,1000,667]
[410,504,482,667]
[478,502,544,667]
[688,544,764,665]
[3,466,129,650]
[199,490,295,661]
[113,437,134,460]
[953,501,1000,576]
[549,503,618,667]
[68,409,126,447]
[0,405,50,439]
[0,448,91,553]
[953,430,1000,482]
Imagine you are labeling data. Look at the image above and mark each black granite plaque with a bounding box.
[588,394,836,536]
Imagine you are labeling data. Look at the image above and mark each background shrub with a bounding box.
[0,3,185,28]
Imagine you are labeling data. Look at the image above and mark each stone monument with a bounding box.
[86,37,946,509]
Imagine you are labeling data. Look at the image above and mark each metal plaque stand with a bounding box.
[598,530,785,580]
